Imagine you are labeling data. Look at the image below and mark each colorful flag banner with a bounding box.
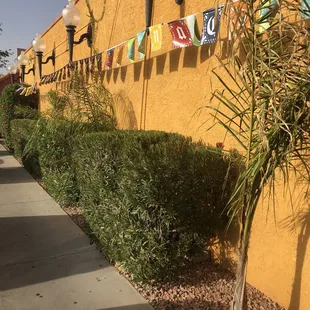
[58,69,63,82]
[106,48,114,70]
[168,20,193,49]
[53,71,59,82]
[186,15,201,47]
[67,65,71,78]
[51,72,55,83]
[302,0,310,18]
[201,6,224,45]
[85,58,90,73]
[127,37,135,63]
[63,67,66,80]
[96,53,103,71]
[79,60,84,74]
[40,75,46,85]
[149,24,163,51]
[90,56,95,72]
[72,61,78,72]
[137,30,147,58]
[258,0,278,33]
[116,44,124,67]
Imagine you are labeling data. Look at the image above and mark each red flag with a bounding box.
[168,20,193,49]
[106,49,114,70]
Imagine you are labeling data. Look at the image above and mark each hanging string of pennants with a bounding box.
[40,4,225,85]
[15,83,39,96]
[39,0,292,85]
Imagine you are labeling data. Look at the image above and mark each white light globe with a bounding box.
[62,0,81,27]
[32,34,46,53]
[17,51,29,66]
[8,64,17,75]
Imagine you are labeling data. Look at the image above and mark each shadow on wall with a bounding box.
[280,204,310,310]
[211,218,239,272]
[113,91,138,130]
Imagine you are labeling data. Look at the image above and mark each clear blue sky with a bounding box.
[0,0,67,74]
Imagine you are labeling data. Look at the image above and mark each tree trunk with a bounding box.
[231,242,248,310]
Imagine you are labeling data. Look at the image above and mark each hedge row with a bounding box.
[0,84,39,146]
[10,119,237,282]
[11,119,41,178]
[26,119,114,205]
[73,131,236,281]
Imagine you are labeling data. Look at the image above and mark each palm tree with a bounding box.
[210,0,310,308]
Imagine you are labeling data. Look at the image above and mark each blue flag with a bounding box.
[201,6,224,45]
[137,30,147,58]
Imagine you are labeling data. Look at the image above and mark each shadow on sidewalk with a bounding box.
[0,166,36,184]
[100,299,222,310]
[0,214,108,291]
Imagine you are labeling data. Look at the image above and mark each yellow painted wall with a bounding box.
[24,1,310,309]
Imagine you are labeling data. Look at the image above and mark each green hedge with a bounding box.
[33,120,115,206]
[0,84,39,148]
[73,131,235,282]
[14,105,40,120]
[11,119,41,178]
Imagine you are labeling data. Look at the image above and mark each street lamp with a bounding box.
[62,0,92,63]
[32,34,56,79]
[7,64,18,84]
[17,52,35,83]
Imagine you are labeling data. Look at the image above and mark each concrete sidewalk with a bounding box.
[0,144,153,310]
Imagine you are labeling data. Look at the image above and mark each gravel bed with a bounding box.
[127,261,285,310]
[62,205,87,232]
[62,205,285,310]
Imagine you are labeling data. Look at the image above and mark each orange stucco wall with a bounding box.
[23,1,310,309]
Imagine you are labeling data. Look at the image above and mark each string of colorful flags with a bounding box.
[15,83,39,96]
[39,0,285,85]
[40,4,226,85]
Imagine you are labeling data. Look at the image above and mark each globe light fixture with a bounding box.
[7,64,19,84]
[62,0,92,63]
[32,34,56,79]
[8,64,17,75]
[17,51,35,82]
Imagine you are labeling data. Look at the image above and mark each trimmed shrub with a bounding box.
[0,84,39,148]
[32,119,115,206]
[73,131,236,282]
[14,105,40,120]
[11,119,41,178]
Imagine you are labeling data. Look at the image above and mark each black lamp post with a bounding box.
[8,64,19,84]
[32,34,56,79]
[146,0,153,30]
[62,0,93,63]
[65,24,93,63]
[145,0,183,34]
[18,51,35,82]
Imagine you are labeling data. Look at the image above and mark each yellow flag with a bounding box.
[115,44,124,67]
[149,24,163,51]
